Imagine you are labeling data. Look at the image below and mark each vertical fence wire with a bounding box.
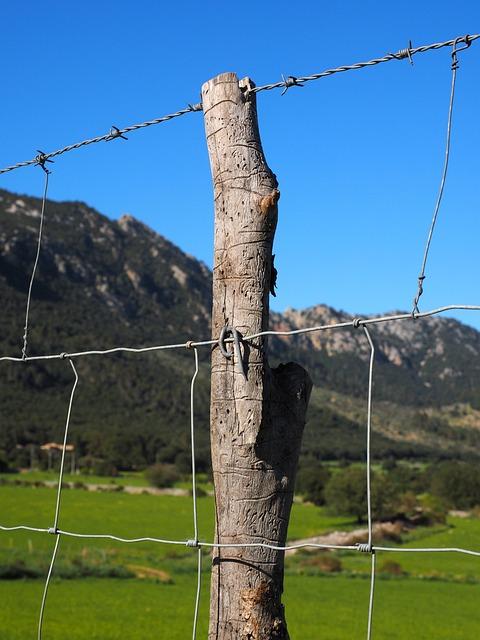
[189,347,200,544]
[363,325,375,552]
[22,169,50,360]
[52,358,79,531]
[37,534,60,640]
[188,346,202,638]
[361,324,377,638]
[192,547,203,640]
[367,552,377,640]
[412,39,462,315]
[37,357,79,639]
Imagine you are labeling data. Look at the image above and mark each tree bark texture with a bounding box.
[202,73,312,640]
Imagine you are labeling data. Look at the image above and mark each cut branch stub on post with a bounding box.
[202,72,312,640]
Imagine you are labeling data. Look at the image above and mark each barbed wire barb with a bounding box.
[1,35,477,175]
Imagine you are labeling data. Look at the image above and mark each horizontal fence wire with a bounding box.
[1,29,480,640]
[1,304,479,364]
[2,523,480,556]
[0,34,478,175]
[2,304,480,640]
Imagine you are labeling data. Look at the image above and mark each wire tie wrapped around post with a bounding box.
[280,74,304,95]
[187,103,203,112]
[218,325,247,380]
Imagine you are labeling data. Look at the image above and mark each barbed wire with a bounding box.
[1,34,478,176]
[0,103,203,175]
[250,34,478,95]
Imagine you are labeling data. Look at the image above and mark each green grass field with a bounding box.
[0,469,150,487]
[1,484,480,638]
[1,575,479,639]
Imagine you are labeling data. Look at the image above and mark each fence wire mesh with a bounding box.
[1,32,479,640]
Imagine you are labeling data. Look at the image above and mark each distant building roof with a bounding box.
[40,442,75,452]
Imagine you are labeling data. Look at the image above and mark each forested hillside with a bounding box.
[1,188,479,472]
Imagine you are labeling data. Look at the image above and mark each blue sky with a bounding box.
[2,1,479,329]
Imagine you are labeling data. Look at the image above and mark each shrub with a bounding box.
[295,464,331,506]
[145,463,179,488]
[325,467,367,522]
[429,462,480,509]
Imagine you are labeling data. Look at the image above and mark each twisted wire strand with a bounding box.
[412,41,462,314]
[1,35,477,176]
[250,34,478,94]
[22,169,50,359]
[0,104,202,175]
[1,304,479,364]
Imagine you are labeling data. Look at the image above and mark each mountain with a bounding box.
[1,188,479,472]
[270,305,480,407]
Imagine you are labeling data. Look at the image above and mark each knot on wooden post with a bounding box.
[260,189,280,215]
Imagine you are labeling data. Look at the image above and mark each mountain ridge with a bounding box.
[1,188,479,469]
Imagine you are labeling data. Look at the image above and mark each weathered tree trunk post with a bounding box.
[202,73,312,640]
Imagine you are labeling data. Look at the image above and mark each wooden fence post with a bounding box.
[202,72,312,640]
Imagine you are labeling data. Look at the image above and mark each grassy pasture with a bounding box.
[1,484,480,638]
[1,575,479,639]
